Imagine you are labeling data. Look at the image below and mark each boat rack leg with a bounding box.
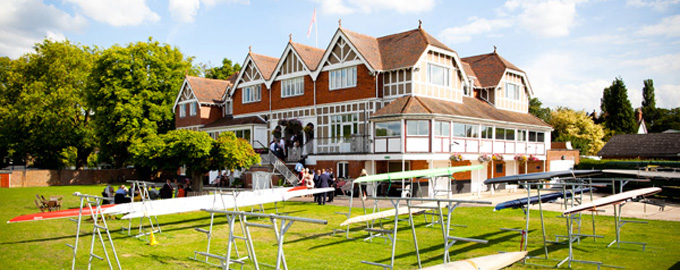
[606,203,649,250]
[69,193,121,270]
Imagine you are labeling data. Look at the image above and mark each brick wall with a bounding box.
[175,105,222,128]
[6,169,138,188]
[546,149,580,171]
[316,64,378,105]
[271,76,315,110]
[232,83,270,115]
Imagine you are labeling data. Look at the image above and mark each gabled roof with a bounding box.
[338,27,457,72]
[597,133,680,159]
[461,52,524,88]
[249,52,279,81]
[461,62,481,87]
[340,28,383,70]
[372,95,550,128]
[290,42,325,71]
[185,75,232,104]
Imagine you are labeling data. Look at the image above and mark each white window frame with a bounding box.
[179,104,186,118]
[505,82,521,101]
[329,66,357,90]
[375,121,401,137]
[407,120,429,136]
[281,77,304,98]
[242,85,261,104]
[190,102,197,116]
[337,161,349,179]
[427,63,450,87]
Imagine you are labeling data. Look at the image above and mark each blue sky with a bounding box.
[2,0,679,112]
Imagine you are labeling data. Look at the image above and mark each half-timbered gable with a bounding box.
[231,52,278,115]
[462,51,532,113]
[268,42,323,112]
[173,76,230,130]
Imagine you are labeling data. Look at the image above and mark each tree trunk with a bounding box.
[191,170,204,192]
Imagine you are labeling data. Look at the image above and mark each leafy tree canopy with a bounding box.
[0,40,96,169]
[600,77,636,134]
[529,97,551,123]
[641,79,659,128]
[203,58,241,80]
[87,38,194,167]
[549,107,605,155]
[128,130,260,190]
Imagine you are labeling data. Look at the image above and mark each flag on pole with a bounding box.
[306,9,316,38]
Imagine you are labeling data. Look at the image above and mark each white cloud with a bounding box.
[318,0,435,15]
[439,17,512,44]
[636,15,680,37]
[621,53,680,75]
[657,84,680,108]
[0,0,87,58]
[626,0,680,11]
[169,0,200,23]
[525,51,610,111]
[168,0,249,23]
[65,0,160,27]
[515,0,578,37]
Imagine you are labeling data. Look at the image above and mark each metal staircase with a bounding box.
[254,140,299,186]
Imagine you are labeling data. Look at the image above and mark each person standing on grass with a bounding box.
[326,168,335,203]
[317,169,330,205]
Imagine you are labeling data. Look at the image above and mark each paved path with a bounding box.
[289,189,679,222]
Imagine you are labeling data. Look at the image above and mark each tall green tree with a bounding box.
[0,40,96,168]
[651,108,680,132]
[641,79,658,128]
[203,58,241,80]
[600,77,636,134]
[87,38,193,167]
[529,97,551,123]
[549,107,605,155]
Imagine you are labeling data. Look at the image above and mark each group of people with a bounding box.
[212,170,240,187]
[270,138,287,160]
[295,163,338,205]
[101,178,193,204]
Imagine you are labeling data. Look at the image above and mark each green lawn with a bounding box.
[1,184,679,269]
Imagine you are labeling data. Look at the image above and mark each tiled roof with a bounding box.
[461,52,524,88]
[340,28,383,70]
[597,133,680,159]
[372,95,550,127]
[185,76,231,104]
[290,42,325,71]
[202,115,267,129]
[341,27,456,71]
[461,62,481,87]
[249,52,279,80]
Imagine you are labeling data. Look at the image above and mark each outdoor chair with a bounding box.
[34,199,48,212]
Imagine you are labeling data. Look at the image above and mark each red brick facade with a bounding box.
[270,76,316,110]
[315,64,380,105]
[175,105,222,128]
[232,83,270,115]
[4,169,138,187]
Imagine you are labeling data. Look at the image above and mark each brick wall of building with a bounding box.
[6,169,138,188]
[232,83,270,115]
[546,149,580,171]
[270,76,316,111]
[175,105,223,128]
[315,64,379,105]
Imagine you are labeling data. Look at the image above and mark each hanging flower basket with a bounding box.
[492,153,503,161]
[478,154,491,163]
[528,154,539,162]
[449,153,463,162]
[514,154,527,163]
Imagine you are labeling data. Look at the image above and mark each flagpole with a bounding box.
[315,14,318,48]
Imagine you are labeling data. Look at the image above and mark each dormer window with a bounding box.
[427,63,450,87]
[505,82,520,101]
[242,85,261,103]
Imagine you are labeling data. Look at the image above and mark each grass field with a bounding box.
[1,184,679,269]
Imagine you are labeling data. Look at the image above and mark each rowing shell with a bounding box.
[562,187,661,215]
[484,170,601,185]
[8,204,117,223]
[421,251,527,270]
[494,188,595,211]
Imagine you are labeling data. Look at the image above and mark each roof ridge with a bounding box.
[412,95,433,113]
